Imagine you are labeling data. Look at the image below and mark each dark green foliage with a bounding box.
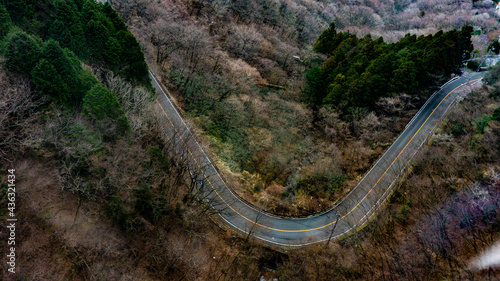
[102,2,126,32]
[467,60,480,70]
[82,83,130,135]
[390,59,418,94]
[2,0,152,88]
[85,19,109,62]
[133,184,167,223]
[313,22,341,55]
[1,0,33,25]
[459,25,474,60]
[26,38,98,107]
[81,0,100,22]
[77,69,99,98]
[0,4,12,37]
[31,58,69,103]
[30,40,93,106]
[5,31,41,74]
[306,25,473,109]
[41,40,80,101]
[3,1,142,142]
[83,83,121,119]
[304,67,326,105]
[103,36,122,68]
[53,0,87,57]
[48,20,73,50]
[488,40,500,55]
[116,30,151,87]
[492,107,500,121]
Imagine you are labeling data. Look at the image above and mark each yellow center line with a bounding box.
[155,77,481,233]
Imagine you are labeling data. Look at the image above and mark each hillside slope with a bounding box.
[113,0,499,215]
[0,0,499,280]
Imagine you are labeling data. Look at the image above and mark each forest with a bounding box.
[1,0,150,87]
[0,0,152,139]
[306,23,473,109]
[0,0,499,280]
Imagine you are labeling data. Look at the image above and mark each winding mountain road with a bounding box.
[149,70,483,249]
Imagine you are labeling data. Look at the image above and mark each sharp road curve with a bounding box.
[149,70,484,249]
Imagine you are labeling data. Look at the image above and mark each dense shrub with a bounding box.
[31,58,69,104]
[493,107,500,121]
[5,31,41,74]
[83,83,130,136]
[467,60,480,70]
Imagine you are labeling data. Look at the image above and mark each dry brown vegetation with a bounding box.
[110,0,500,216]
[280,84,500,280]
[0,65,276,280]
[1,0,500,279]
[1,63,500,280]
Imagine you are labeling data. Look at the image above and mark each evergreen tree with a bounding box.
[459,25,474,60]
[102,2,126,32]
[304,66,327,106]
[64,48,97,105]
[85,19,109,62]
[54,0,86,57]
[31,59,69,104]
[103,37,122,69]
[493,107,500,121]
[391,59,418,94]
[48,20,74,50]
[307,23,472,109]
[313,22,340,55]
[488,40,500,55]
[3,0,152,93]
[40,40,91,106]
[83,83,130,134]
[5,31,41,74]
[2,0,31,24]
[41,41,78,84]
[0,4,12,37]
[116,30,150,87]
[78,69,99,95]
[71,0,85,11]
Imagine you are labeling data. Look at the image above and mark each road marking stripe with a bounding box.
[155,77,482,233]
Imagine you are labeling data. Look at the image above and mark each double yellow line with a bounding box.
[155,78,482,233]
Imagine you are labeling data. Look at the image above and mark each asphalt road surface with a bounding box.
[149,70,484,249]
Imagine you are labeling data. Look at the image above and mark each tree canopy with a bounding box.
[5,31,41,74]
[0,4,11,37]
[2,0,138,139]
[306,24,474,110]
[1,0,151,89]
[83,83,130,135]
